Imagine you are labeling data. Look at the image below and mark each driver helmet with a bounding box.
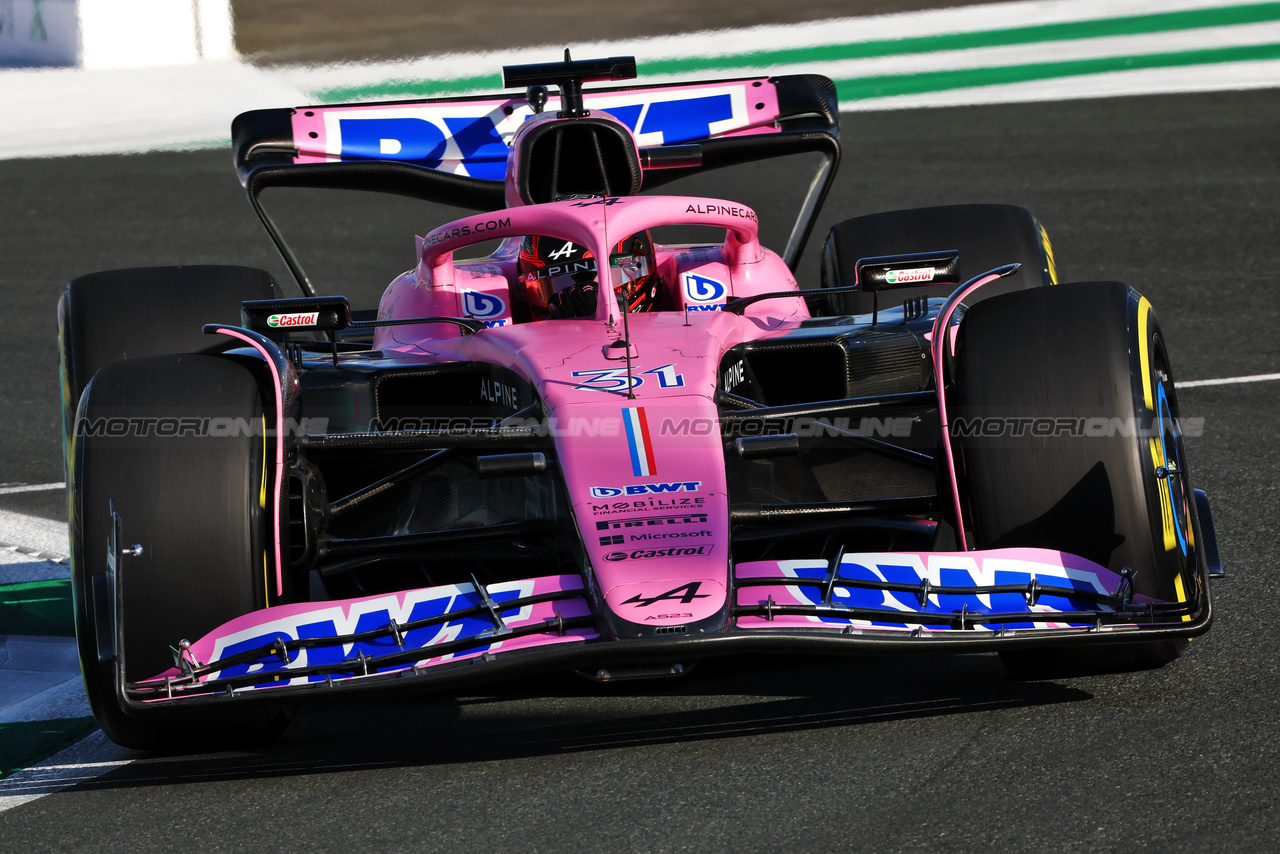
[517,231,660,320]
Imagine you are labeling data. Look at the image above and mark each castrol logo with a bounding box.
[885,267,935,285]
[884,267,935,285]
[267,312,319,328]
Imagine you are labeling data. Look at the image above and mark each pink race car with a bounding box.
[60,55,1218,750]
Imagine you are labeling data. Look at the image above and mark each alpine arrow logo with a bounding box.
[620,581,711,607]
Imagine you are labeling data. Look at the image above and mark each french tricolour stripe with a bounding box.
[623,407,657,477]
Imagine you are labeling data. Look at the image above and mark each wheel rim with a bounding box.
[1153,377,1191,558]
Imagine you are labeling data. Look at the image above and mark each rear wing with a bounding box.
[231,74,840,295]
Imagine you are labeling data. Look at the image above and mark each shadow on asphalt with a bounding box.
[62,653,1090,790]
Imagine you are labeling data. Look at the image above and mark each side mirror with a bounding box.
[854,251,960,291]
[242,296,352,333]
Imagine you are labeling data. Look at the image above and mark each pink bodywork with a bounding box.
[166,82,1160,687]
[171,189,821,683]
[372,194,806,628]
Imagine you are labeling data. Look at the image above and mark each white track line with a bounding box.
[1176,372,1280,388]
[843,59,1280,110]
[637,22,1280,83]
[0,510,69,564]
[0,59,309,159]
[0,511,127,812]
[0,483,65,496]
[0,732,140,814]
[277,0,1258,93]
[6,0,1277,159]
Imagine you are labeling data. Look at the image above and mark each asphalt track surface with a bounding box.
[1,89,1279,850]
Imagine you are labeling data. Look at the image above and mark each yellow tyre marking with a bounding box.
[1173,574,1191,623]
[260,414,270,605]
[1138,298,1191,617]
[259,415,268,510]
[1150,438,1178,552]
[1138,297,1153,410]
[1039,224,1058,284]
[1160,489,1177,552]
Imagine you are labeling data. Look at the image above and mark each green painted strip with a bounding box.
[311,3,1280,103]
[0,579,73,637]
[643,2,1280,76]
[835,40,1280,100]
[0,718,96,779]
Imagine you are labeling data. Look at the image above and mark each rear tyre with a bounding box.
[819,204,1056,315]
[59,265,279,478]
[71,354,291,750]
[952,282,1200,678]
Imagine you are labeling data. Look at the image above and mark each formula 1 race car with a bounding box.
[60,55,1220,750]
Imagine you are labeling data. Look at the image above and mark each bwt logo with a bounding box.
[208,580,535,685]
[462,290,506,319]
[337,115,509,180]
[590,482,701,498]
[331,92,739,180]
[681,272,726,303]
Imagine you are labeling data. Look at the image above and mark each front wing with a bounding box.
[106,545,1210,715]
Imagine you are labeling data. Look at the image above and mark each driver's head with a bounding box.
[517,231,660,320]
[517,236,598,320]
[610,231,661,315]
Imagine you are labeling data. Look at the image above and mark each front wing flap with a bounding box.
[116,548,1208,713]
[733,547,1203,634]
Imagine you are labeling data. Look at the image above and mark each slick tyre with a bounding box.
[59,265,279,477]
[819,204,1055,316]
[951,281,1201,678]
[71,354,291,750]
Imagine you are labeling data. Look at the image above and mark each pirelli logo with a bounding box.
[596,513,709,531]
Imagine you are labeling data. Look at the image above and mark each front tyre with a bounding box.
[71,354,291,750]
[952,282,1202,677]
